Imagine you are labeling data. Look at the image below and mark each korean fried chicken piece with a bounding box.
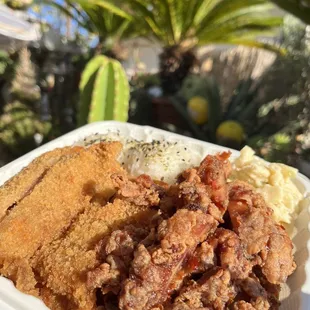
[0,142,124,295]
[118,153,232,310]
[185,240,217,275]
[178,169,222,221]
[212,228,253,280]
[0,146,82,221]
[87,225,151,295]
[237,274,280,309]
[171,228,265,310]
[239,277,268,302]
[228,181,296,284]
[181,227,252,280]
[233,298,270,310]
[162,152,231,221]
[252,267,280,309]
[119,209,218,310]
[35,199,158,310]
[112,174,162,207]
[234,301,257,310]
[172,268,236,310]
[196,151,231,210]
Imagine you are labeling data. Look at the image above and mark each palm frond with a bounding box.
[126,0,165,42]
[161,0,178,43]
[199,15,283,43]
[215,37,286,55]
[124,0,282,52]
[201,0,269,25]
[70,0,132,20]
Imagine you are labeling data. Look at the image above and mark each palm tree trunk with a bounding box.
[159,45,199,95]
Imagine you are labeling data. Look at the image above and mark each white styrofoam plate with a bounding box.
[0,121,309,310]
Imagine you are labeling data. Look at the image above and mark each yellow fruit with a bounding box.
[187,96,208,125]
[216,121,244,143]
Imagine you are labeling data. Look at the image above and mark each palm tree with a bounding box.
[47,0,284,94]
[272,0,310,24]
[121,0,284,94]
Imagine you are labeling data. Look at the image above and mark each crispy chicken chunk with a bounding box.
[119,153,232,310]
[172,268,236,310]
[212,228,253,280]
[112,174,161,207]
[161,152,231,221]
[228,181,296,284]
[233,298,270,310]
[119,209,218,310]
[87,225,151,295]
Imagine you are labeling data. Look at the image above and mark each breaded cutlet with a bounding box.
[0,142,124,296]
[34,199,158,310]
[0,146,83,222]
[40,287,76,310]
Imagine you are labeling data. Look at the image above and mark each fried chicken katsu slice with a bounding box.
[0,142,124,294]
[40,287,75,310]
[228,181,296,284]
[0,146,82,221]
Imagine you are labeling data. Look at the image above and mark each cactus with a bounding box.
[78,55,130,126]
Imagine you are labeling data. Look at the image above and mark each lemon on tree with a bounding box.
[216,121,245,143]
[187,96,208,125]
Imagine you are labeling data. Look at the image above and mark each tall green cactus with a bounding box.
[78,55,130,126]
